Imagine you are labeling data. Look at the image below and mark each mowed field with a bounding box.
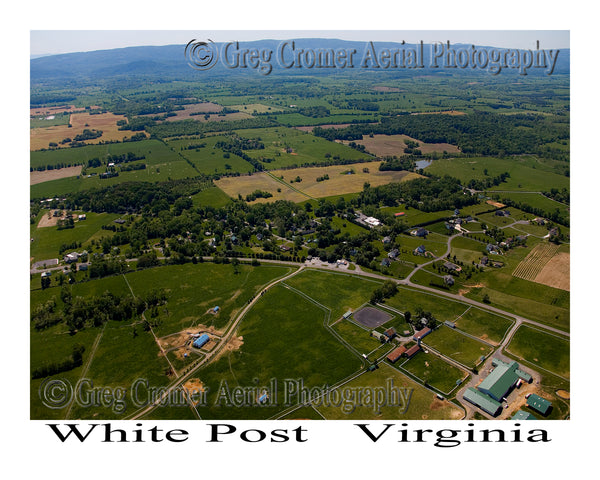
[215,161,420,203]
[30,112,134,150]
[348,134,461,155]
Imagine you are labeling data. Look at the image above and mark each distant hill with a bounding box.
[30,39,569,84]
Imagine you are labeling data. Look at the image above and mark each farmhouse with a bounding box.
[381,258,391,267]
[463,387,502,416]
[443,275,455,286]
[364,216,382,227]
[411,227,428,237]
[415,245,427,255]
[63,252,79,263]
[477,358,532,402]
[382,236,391,244]
[443,261,461,272]
[413,327,432,343]
[388,248,399,259]
[526,394,552,415]
[387,345,407,363]
[383,327,397,340]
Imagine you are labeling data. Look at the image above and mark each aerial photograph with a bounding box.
[29,30,570,422]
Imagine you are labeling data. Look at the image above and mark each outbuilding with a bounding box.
[387,345,407,363]
[193,334,210,349]
[526,394,552,415]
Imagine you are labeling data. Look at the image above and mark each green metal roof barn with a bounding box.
[463,387,502,416]
[527,394,552,415]
[478,358,530,401]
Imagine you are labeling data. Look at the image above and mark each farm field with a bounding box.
[383,286,470,323]
[315,363,464,420]
[505,325,570,379]
[425,156,570,192]
[283,269,382,321]
[30,112,132,151]
[379,205,455,227]
[31,139,176,170]
[167,136,254,175]
[190,185,233,208]
[513,243,570,291]
[230,103,284,113]
[399,350,467,394]
[234,126,373,169]
[124,263,294,334]
[491,191,570,223]
[188,283,363,420]
[66,320,173,420]
[30,165,82,185]
[332,319,386,355]
[422,326,493,368]
[454,307,513,345]
[215,161,419,203]
[347,134,461,156]
[215,172,309,203]
[30,158,199,198]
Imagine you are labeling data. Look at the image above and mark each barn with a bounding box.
[463,387,502,416]
[387,345,407,363]
[413,327,432,343]
[193,334,210,349]
[526,394,552,415]
[478,358,532,402]
[405,344,421,358]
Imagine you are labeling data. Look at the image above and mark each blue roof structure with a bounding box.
[193,334,210,349]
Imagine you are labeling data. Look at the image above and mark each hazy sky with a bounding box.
[30,30,569,56]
